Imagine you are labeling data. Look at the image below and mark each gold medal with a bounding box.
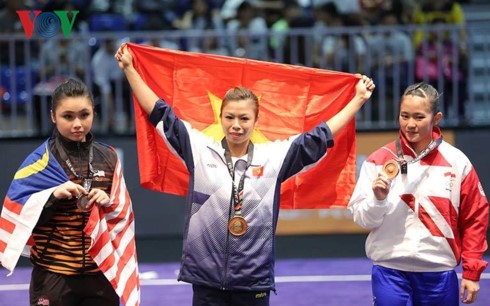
[228,216,247,236]
[383,159,399,180]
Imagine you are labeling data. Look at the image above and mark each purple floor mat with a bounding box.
[1,257,488,306]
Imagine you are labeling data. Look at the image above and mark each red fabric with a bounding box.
[128,43,360,209]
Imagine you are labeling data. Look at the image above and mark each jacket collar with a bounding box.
[53,129,94,153]
[398,126,442,158]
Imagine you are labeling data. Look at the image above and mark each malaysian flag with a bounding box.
[0,141,140,305]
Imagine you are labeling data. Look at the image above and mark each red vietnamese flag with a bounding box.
[127,43,360,209]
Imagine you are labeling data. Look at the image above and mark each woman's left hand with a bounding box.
[354,74,375,103]
[86,188,110,208]
[460,278,480,304]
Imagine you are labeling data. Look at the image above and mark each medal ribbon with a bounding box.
[395,136,442,174]
[221,138,254,216]
[55,137,94,191]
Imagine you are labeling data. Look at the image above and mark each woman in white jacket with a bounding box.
[348,82,488,305]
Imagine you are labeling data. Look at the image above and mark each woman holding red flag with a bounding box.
[348,82,488,305]
[116,44,374,306]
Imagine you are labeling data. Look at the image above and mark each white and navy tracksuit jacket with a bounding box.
[348,127,489,281]
[149,100,334,291]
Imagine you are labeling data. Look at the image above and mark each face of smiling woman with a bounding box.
[51,96,94,142]
[220,99,258,155]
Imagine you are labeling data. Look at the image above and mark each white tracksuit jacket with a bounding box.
[348,127,488,281]
[148,100,334,291]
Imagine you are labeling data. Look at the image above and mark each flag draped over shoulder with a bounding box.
[0,141,140,306]
[129,43,359,208]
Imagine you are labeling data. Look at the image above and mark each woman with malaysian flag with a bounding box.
[0,79,140,306]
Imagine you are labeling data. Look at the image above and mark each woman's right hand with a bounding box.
[372,173,390,201]
[115,44,133,71]
[52,181,87,200]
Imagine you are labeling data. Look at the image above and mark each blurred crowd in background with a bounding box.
[0,0,487,136]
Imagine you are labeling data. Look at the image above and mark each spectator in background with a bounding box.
[415,17,468,122]
[392,0,418,25]
[33,37,88,134]
[220,0,277,24]
[268,0,312,65]
[89,0,133,20]
[0,0,26,34]
[358,0,416,25]
[131,0,181,51]
[37,0,89,81]
[38,38,87,82]
[226,1,268,60]
[412,0,467,52]
[91,38,130,133]
[412,0,468,123]
[173,0,228,55]
[0,0,32,66]
[311,2,340,67]
[320,13,368,73]
[132,0,178,31]
[369,9,414,120]
[312,0,360,14]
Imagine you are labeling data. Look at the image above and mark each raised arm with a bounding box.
[326,74,374,136]
[115,44,159,115]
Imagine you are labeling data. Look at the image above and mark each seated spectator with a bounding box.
[173,0,228,55]
[132,0,178,31]
[91,39,131,133]
[412,0,467,52]
[220,0,279,24]
[33,38,88,135]
[226,1,268,60]
[312,0,360,14]
[368,10,414,120]
[311,2,340,67]
[268,1,312,65]
[415,17,467,122]
[38,38,86,81]
[320,13,368,73]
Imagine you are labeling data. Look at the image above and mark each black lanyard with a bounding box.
[221,138,254,215]
[55,137,94,191]
[395,137,442,175]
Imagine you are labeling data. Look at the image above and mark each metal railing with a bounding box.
[1,22,489,138]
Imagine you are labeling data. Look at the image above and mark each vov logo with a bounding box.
[16,10,79,39]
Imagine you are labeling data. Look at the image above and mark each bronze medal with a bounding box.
[383,159,400,180]
[77,178,93,212]
[228,216,247,236]
[77,195,91,212]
